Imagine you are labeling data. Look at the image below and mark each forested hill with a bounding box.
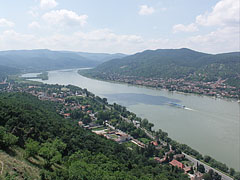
[82,48,240,88]
[0,49,99,72]
[0,91,188,180]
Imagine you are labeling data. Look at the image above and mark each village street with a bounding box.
[183,153,233,180]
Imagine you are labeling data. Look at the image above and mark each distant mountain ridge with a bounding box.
[81,48,240,88]
[0,49,127,73]
[0,49,97,72]
[76,52,127,62]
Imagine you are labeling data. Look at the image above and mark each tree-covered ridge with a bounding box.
[0,91,189,180]
[86,48,239,81]
[0,49,99,72]
[0,65,19,82]
[80,48,240,99]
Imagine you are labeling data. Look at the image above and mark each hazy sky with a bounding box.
[0,0,239,54]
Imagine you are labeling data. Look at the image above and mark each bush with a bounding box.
[0,126,18,149]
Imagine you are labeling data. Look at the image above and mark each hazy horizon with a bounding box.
[0,0,239,54]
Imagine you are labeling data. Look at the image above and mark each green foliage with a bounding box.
[39,139,66,169]
[0,91,188,179]
[202,169,221,180]
[234,172,240,180]
[141,118,154,131]
[0,126,18,149]
[203,155,229,173]
[197,164,205,173]
[82,48,240,88]
[229,168,235,176]
[25,138,40,158]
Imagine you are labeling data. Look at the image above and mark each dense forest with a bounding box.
[0,92,189,180]
[82,48,240,88]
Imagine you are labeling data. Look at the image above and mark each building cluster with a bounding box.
[153,143,204,180]
[100,74,239,99]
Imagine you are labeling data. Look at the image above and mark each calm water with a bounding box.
[28,68,240,170]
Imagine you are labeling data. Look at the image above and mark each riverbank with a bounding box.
[20,69,240,171]
[3,78,238,179]
[78,69,239,102]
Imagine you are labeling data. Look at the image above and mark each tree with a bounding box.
[147,123,154,131]
[233,172,240,180]
[39,139,66,169]
[141,118,149,128]
[197,164,205,173]
[229,168,235,176]
[82,115,91,124]
[204,155,211,163]
[25,138,40,158]
[202,173,212,180]
[0,126,18,149]
[189,166,194,174]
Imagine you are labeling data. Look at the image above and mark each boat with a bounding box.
[168,102,186,109]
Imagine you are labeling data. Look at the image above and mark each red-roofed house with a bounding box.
[169,159,185,169]
[151,141,158,146]
[63,113,71,118]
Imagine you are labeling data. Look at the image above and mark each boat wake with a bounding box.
[184,107,195,111]
[167,102,196,111]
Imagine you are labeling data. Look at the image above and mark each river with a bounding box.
[27,68,240,170]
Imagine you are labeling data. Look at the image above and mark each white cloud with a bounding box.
[188,26,240,53]
[0,18,14,27]
[0,30,36,49]
[42,9,88,27]
[0,26,238,54]
[173,23,198,33]
[196,0,239,27]
[39,0,58,9]
[0,28,145,53]
[74,29,143,43]
[171,0,239,52]
[139,5,155,15]
[28,9,39,17]
[172,0,239,34]
[28,21,41,29]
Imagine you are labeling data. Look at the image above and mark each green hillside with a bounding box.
[0,91,188,180]
[82,48,240,87]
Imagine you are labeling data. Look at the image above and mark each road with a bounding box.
[182,153,233,180]
[96,99,233,180]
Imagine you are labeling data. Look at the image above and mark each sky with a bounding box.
[0,0,239,54]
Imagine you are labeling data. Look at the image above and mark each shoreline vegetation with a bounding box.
[78,70,240,102]
[0,76,238,179]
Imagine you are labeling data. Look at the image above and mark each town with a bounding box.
[91,73,240,100]
[0,80,235,180]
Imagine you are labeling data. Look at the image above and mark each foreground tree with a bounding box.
[0,126,18,149]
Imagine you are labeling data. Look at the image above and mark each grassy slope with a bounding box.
[0,148,41,180]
